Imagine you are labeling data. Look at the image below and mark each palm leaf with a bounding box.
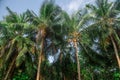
[16,44,28,67]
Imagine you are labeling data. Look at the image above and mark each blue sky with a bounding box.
[0,0,95,20]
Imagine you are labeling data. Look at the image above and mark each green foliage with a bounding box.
[0,0,120,80]
[16,44,27,67]
[12,71,31,80]
[81,69,93,80]
[114,72,120,80]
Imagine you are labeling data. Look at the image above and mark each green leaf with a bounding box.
[16,44,28,67]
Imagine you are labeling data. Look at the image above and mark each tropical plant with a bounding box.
[0,0,120,80]
[86,0,120,68]
[0,7,36,80]
[26,0,68,80]
[61,8,91,80]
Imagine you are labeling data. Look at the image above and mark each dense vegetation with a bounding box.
[0,0,120,80]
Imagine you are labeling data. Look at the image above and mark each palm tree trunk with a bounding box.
[4,51,18,80]
[110,36,120,68]
[4,58,15,80]
[59,52,63,79]
[64,75,67,80]
[36,38,44,80]
[74,39,81,80]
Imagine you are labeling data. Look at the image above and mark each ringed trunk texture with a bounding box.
[110,36,120,68]
[74,40,81,80]
[36,38,44,80]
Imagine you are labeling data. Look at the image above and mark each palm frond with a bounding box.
[16,44,28,67]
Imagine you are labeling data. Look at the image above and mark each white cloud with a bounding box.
[67,0,95,14]
[56,0,95,15]
[68,0,82,12]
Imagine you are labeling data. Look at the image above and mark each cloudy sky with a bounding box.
[0,0,95,20]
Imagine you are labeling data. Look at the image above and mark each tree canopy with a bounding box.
[0,0,120,80]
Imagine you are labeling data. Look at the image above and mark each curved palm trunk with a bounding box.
[110,36,120,68]
[36,38,44,80]
[4,51,18,80]
[73,39,81,80]
[4,58,16,80]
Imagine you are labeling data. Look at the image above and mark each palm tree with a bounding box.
[26,0,67,80]
[0,7,36,80]
[62,9,90,80]
[86,0,120,68]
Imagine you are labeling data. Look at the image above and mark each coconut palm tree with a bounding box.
[61,8,91,80]
[86,0,120,68]
[0,7,36,80]
[26,0,68,80]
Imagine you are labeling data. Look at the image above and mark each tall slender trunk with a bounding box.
[4,51,18,80]
[110,36,120,68]
[4,58,15,80]
[59,52,63,79]
[36,38,44,80]
[74,39,81,80]
[64,76,67,80]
